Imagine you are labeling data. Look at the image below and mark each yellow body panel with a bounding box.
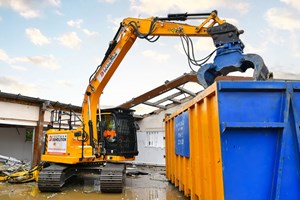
[42,129,135,164]
[41,154,93,164]
[42,129,93,164]
[165,82,224,200]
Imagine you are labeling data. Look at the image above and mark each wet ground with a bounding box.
[0,165,188,200]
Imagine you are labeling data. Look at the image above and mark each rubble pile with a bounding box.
[0,155,33,182]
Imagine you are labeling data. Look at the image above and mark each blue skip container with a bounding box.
[165,80,300,200]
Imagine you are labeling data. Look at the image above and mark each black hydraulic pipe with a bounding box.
[86,91,95,149]
[89,24,123,83]
[156,10,216,21]
[81,129,84,160]
[88,120,94,148]
[100,24,122,66]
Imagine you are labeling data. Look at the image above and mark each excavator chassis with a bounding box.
[38,162,125,193]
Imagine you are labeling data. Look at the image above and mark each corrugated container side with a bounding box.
[165,81,300,200]
[218,81,300,200]
[165,84,224,200]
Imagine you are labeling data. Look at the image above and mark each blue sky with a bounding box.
[1,0,300,112]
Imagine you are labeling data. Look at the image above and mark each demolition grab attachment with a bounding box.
[196,22,273,88]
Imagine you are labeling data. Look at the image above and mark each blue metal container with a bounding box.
[218,81,300,200]
[165,80,300,200]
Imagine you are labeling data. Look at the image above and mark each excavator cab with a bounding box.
[98,108,138,159]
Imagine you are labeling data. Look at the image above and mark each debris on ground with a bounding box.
[126,171,149,176]
[46,193,58,199]
[0,154,42,183]
[0,155,23,164]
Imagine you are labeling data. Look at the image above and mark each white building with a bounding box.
[0,72,201,166]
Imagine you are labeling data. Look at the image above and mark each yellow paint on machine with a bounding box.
[42,129,93,164]
[164,83,224,200]
[42,129,135,164]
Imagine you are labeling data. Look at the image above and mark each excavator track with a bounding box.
[38,164,75,192]
[100,163,125,193]
[38,162,125,193]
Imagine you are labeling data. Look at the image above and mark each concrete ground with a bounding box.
[0,165,188,200]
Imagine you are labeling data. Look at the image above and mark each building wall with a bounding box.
[0,127,33,162]
[134,105,184,166]
[134,131,165,165]
[0,101,39,126]
[0,100,81,163]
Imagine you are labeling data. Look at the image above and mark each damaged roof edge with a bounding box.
[0,91,82,113]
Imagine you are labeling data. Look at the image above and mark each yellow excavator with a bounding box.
[38,10,271,193]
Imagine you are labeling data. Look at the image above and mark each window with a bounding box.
[145,131,165,148]
[25,128,34,142]
[101,114,117,143]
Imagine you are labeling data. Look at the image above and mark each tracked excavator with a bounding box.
[38,10,272,193]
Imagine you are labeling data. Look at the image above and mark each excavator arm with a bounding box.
[82,10,272,155]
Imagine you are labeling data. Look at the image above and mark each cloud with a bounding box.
[280,0,300,11]
[0,49,9,62]
[67,19,98,36]
[11,65,27,71]
[129,0,249,16]
[225,18,239,26]
[55,80,73,87]
[265,6,300,58]
[0,0,60,19]
[265,7,300,31]
[244,43,266,54]
[82,29,98,36]
[48,0,61,7]
[98,0,116,3]
[54,10,63,16]
[141,50,170,62]
[13,55,59,70]
[107,15,124,32]
[0,49,59,70]
[290,32,300,58]
[25,28,50,46]
[0,76,37,95]
[273,71,300,80]
[67,19,83,28]
[194,38,215,52]
[6,0,39,18]
[232,2,250,14]
[57,32,81,49]
[174,37,215,56]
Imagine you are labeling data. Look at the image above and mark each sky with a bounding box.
[1,0,300,114]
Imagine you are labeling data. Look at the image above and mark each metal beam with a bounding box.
[119,71,198,109]
[143,101,167,109]
[32,105,44,167]
[170,98,181,104]
[151,91,183,105]
[176,87,196,97]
